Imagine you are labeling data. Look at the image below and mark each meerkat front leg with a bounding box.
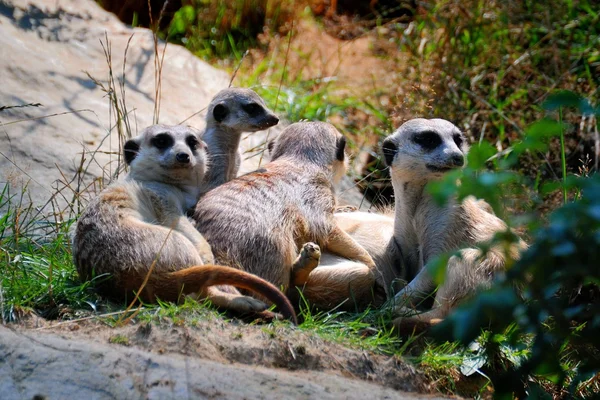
[324,225,377,270]
[392,267,436,312]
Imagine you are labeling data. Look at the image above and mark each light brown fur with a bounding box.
[72,124,296,323]
[194,122,381,311]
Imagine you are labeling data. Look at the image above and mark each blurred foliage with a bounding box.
[427,91,600,398]
[167,0,296,60]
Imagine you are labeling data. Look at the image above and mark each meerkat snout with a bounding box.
[176,152,191,164]
[449,153,464,167]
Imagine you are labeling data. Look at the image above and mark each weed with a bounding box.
[108,334,130,345]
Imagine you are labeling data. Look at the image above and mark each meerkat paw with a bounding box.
[206,288,269,314]
[291,242,321,286]
[392,315,442,336]
[392,305,420,317]
[229,295,269,313]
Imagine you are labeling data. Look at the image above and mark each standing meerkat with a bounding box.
[381,118,527,332]
[200,88,279,195]
[72,124,296,322]
[193,121,382,310]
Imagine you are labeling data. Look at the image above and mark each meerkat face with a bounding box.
[124,124,207,185]
[382,118,468,182]
[207,88,279,132]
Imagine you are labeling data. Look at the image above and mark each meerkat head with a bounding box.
[206,88,279,132]
[123,124,207,186]
[382,118,468,182]
[269,121,348,184]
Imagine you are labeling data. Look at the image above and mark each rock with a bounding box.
[0,326,442,399]
[0,0,367,211]
[0,0,225,210]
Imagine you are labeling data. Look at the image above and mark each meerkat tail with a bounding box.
[139,265,297,324]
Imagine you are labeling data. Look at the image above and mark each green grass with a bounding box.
[0,186,101,322]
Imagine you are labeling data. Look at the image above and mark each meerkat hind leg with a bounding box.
[301,260,386,311]
[325,225,376,269]
[291,242,321,286]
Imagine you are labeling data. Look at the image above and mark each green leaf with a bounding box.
[467,141,497,169]
[427,253,451,285]
[541,181,561,196]
[542,90,582,111]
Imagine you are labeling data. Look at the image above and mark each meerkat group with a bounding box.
[73,87,525,332]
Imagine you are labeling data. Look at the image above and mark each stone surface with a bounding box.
[0,326,446,399]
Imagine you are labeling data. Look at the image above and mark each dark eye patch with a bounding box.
[242,103,262,116]
[151,133,174,150]
[186,135,199,151]
[412,130,441,151]
[453,133,464,148]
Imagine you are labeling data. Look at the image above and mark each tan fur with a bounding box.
[194,121,380,311]
[381,118,527,334]
[72,124,296,323]
[201,88,278,196]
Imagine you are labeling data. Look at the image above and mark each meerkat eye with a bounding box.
[242,103,262,116]
[453,133,464,148]
[413,130,441,150]
[186,135,199,151]
[151,133,173,150]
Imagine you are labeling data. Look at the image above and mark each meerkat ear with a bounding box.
[124,138,141,165]
[267,138,276,154]
[336,135,346,162]
[213,103,228,123]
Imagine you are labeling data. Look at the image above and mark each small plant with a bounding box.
[109,334,130,346]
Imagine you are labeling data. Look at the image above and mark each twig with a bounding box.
[0,103,42,112]
[258,19,295,167]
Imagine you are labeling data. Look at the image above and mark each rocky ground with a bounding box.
[0,313,454,399]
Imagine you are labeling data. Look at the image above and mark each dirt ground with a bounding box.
[1,314,454,399]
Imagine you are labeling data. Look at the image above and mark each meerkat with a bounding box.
[193,121,383,311]
[72,124,296,323]
[381,118,527,332]
[200,88,279,196]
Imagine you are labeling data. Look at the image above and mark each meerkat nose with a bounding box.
[267,115,279,125]
[176,152,191,163]
[450,153,464,167]
[382,138,398,167]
